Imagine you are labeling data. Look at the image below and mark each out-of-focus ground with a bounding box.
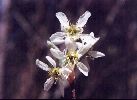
[0,0,137,99]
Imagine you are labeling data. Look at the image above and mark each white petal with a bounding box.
[76,42,83,50]
[80,56,90,72]
[77,43,90,57]
[50,32,66,45]
[59,57,66,67]
[89,32,100,43]
[44,77,54,91]
[47,40,59,50]
[80,34,100,47]
[78,42,93,57]
[89,51,105,58]
[51,39,65,45]
[90,32,94,37]
[65,37,77,51]
[50,48,64,59]
[58,78,69,97]
[77,62,89,76]
[46,56,56,67]
[60,67,72,79]
[78,53,82,59]
[78,34,100,56]
[56,12,69,29]
[76,11,91,27]
[36,59,50,71]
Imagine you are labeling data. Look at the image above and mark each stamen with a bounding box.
[65,24,81,38]
[48,67,60,79]
[66,51,78,66]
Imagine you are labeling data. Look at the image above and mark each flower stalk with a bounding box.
[72,83,76,99]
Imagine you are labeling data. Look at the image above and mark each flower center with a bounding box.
[65,24,81,38]
[66,50,78,66]
[48,67,60,80]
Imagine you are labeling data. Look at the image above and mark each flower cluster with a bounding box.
[36,11,105,96]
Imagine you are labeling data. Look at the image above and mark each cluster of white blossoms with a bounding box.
[36,11,105,96]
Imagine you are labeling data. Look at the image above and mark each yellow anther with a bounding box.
[66,51,78,65]
[48,67,60,78]
[65,24,81,37]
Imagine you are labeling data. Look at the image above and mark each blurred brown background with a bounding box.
[0,0,137,99]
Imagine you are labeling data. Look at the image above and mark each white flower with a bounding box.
[50,32,105,76]
[36,56,71,92]
[50,11,91,45]
[50,38,89,76]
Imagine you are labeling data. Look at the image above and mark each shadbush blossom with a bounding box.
[36,56,71,91]
[36,11,105,97]
[50,11,91,44]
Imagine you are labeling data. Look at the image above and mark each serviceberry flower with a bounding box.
[36,11,105,98]
[50,11,91,45]
[49,32,105,76]
[49,38,88,76]
[36,56,71,92]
